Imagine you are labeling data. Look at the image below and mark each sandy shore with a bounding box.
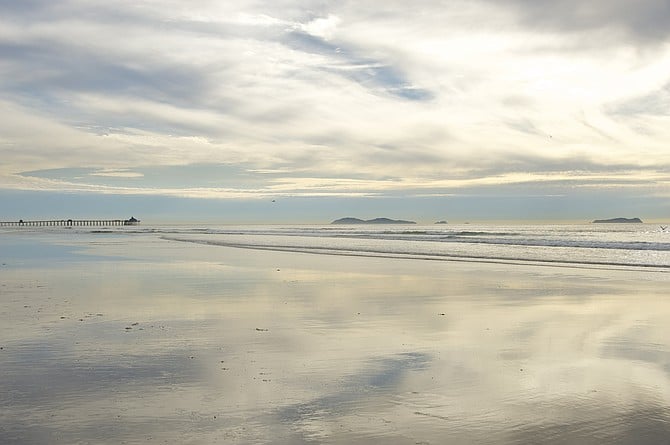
[1,232,670,444]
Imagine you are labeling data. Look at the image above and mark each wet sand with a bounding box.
[1,232,670,444]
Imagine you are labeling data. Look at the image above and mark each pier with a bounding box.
[0,217,140,227]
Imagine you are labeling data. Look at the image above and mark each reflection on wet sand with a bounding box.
[1,234,670,444]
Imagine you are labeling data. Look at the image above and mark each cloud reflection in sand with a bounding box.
[2,234,670,444]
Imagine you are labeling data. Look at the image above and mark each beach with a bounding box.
[2,228,670,444]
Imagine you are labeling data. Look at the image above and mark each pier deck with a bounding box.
[0,219,139,227]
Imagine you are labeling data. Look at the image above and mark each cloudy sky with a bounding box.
[1,0,670,223]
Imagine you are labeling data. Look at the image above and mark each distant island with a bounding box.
[331,217,417,225]
[592,217,643,224]
[435,220,448,224]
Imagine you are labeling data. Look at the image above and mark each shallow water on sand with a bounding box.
[1,232,670,444]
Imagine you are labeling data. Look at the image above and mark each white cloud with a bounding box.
[1,0,669,206]
[299,14,341,39]
[89,169,145,178]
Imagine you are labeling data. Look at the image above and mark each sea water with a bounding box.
[61,222,670,270]
[5,222,667,268]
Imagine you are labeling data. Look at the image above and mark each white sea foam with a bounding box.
[152,223,670,271]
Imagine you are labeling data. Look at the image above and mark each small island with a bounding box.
[435,220,448,224]
[331,217,416,225]
[592,217,643,224]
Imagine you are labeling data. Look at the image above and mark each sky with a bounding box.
[1,0,670,223]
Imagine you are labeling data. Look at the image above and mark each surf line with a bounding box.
[162,236,670,273]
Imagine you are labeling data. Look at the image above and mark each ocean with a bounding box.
[25,222,670,270]
[172,223,670,269]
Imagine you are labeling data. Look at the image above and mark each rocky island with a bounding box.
[331,217,416,225]
[592,217,643,223]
